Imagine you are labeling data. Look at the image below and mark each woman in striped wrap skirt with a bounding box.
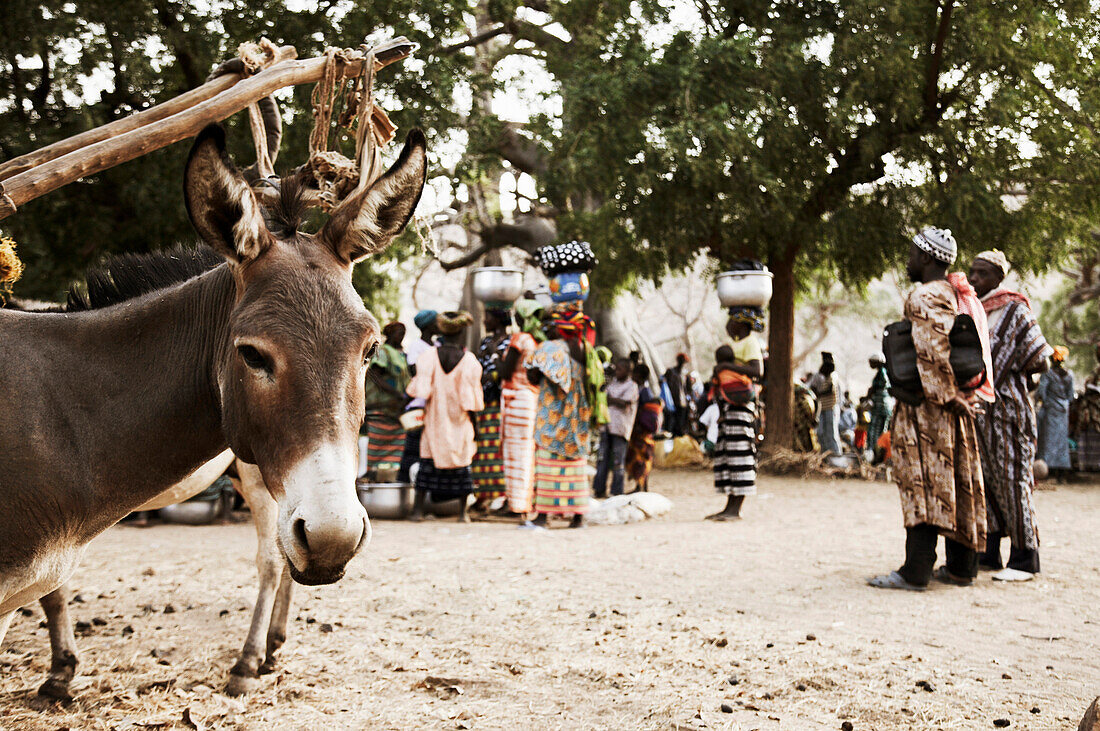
[707,308,765,522]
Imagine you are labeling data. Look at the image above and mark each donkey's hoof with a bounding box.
[225,672,261,697]
[258,657,278,675]
[38,677,74,702]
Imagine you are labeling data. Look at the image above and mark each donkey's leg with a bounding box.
[260,564,293,674]
[38,583,79,701]
[225,462,281,697]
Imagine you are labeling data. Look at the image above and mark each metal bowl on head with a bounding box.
[717,269,773,308]
[472,267,524,304]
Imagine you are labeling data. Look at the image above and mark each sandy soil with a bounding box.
[2,469,1098,730]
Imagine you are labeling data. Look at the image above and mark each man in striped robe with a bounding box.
[968,249,1052,582]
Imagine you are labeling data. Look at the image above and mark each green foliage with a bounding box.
[539,1,1100,291]
[1039,280,1100,377]
[0,0,467,308]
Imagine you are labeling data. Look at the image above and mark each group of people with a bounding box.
[870,230,1058,590]
[360,228,1093,576]
[360,300,668,528]
[794,354,893,460]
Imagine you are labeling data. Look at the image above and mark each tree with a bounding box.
[548,1,1100,447]
[0,0,469,305]
[1039,235,1100,375]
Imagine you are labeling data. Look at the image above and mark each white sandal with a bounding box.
[992,568,1036,582]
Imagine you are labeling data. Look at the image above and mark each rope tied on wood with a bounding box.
[306,46,396,210]
[236,38,280,77]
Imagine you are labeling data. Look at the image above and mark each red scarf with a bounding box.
[552,304,596,346]
[981,287,1031,314]
[947,273,996,404]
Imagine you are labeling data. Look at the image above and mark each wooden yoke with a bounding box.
[0,38,415,221]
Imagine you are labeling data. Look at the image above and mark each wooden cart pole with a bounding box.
[0,39,415,220]
[0,45,297,184]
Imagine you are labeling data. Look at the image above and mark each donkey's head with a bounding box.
[184,125,426,585]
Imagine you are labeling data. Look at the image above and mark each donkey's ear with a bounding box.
[320,129,427,264]
[184,125,271,264]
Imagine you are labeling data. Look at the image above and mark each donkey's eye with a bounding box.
[364,342,379,364]
[238,344,272,373]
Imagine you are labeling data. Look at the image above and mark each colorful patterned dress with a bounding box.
[362,344,409,475]
[891,280,986,552]
[471,333,510,498]
[528,339,591,515]
[501,331,540,512]
[625,385,662,489]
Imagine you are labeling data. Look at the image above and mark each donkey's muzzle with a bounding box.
[283,510,369,585]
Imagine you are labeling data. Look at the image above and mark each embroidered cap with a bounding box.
[913,227,958,266]
[974,249,1011,276]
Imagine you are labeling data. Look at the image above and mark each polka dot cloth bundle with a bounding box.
[535,240,597,276]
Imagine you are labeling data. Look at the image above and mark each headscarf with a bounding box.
[974,249,1011,277]
[436,310,473,336]
[413,309,438,331]
[550,302,595,345]
[1053,346,1069,363]
[515,298,546,341]
[727,305,766,332]
[913,227,957,266]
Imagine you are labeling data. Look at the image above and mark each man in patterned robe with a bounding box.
[968,250,1051,581]
[870,228,987,591]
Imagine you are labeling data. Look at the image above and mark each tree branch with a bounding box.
[438,215,558,270]
[499,122,547,175]
[923,0,954,118]
[153,0,203,90]
[506,19,569,51]
[31,40,51,114]
[440,25,510,55]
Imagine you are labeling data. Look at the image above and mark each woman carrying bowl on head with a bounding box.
[706,306,765,522]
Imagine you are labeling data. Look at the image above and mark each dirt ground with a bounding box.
[2,469,1098,730]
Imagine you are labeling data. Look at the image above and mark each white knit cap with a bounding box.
[974,249,1010,276]
[913,227,957,265]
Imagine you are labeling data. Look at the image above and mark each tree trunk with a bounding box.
[763,248,797,451]
[588,288,633,357]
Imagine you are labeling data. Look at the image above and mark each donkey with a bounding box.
[0,124,426,647]
[33,456,295,699]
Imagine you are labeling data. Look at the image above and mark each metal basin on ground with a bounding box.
[159,500,221,525]
[356,481,414,520]
[717,269,773,308]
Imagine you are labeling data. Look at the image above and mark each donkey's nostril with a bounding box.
[293,518,309,552]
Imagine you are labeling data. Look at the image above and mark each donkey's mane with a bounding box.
[60,177,309,312]
[66,245,224,312]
